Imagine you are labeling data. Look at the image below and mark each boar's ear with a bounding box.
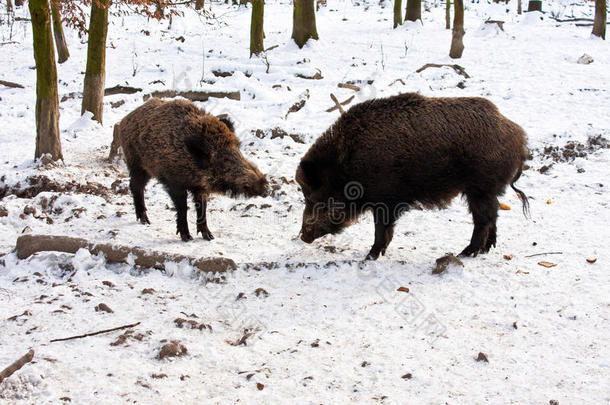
[299,160,322,189]
[185,133,210,169]
[217,114,235,133]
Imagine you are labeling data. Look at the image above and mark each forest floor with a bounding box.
[1,0,609,403]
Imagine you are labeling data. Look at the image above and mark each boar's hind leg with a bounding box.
[366,210,397,260]
[129,166,151,224]
[165,184,192,241]
[460,193,499,257]
[193,190,214,240]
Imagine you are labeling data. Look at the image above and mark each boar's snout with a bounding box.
[300,230,315,244]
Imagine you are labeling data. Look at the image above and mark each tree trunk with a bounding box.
[15,0,24,6]
[449,0,464,59]
[81,0,109,124]
[250,0,264,56]
[446,0,451,29]
[517,0,522,14]
[592,0,606,39]
[195,0,205,9]
[50,3,70,64]
[527,0,541,12]
[405,0,421,22]
[29,0,62,161]
[292,0,318,48]
[393,0,402,28]
[7,0,13,13]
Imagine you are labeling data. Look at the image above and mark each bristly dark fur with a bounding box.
[296,92,530,260]
[116,98,268,241]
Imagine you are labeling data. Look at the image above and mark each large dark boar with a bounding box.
[115,98,268,241]
[296,93,529,260]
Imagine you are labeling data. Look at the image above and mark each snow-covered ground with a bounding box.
[1,0,609,402]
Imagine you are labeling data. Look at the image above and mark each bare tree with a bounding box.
[517,0,522,14]
[29,0,63,161]
[527,0,541,12]
[292,0,318,48]
[446,0,451,29]
[250,0,264,56]
[592,0,606,39]
[50,2,70,63]
[405,0,421,22]
[449,0,464,58]
[82,0,109,124]
[394,0,402,28]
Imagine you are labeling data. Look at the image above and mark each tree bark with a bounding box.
[195,0,205,9]
[592,0,606,39]
[292,0,318,48]
[393,0,402,28]
[449,0,464,59]
[81,0,109,124]
[517,0,522,14]
[15,0,24,6]
[527,0,541,12]
[405,0,421,22]
[29,0,62,161]
[50,2,70,64]
[250,0,264,56]
[7,0,13,13]
[446,0,451,29]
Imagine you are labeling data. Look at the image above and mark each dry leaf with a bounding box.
[397,287,409,293]
[546,199,552,204]
[538,261,557,268]
[586,258,597,264]
[499,203,511,210]
[516,270,529,274]
[503,254,513,260]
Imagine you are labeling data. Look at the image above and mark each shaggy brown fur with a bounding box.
[116,98,268,241]
[296,92,529,260]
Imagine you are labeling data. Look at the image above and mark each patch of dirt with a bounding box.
[158,340,187,360]
[0,175,127,201]
[538,135,610,164]
[253,127,305,144]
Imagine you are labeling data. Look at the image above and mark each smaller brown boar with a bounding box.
[296,93,529,260]
[115,98,268,241]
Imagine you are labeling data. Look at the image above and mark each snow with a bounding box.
[1,0,610,403]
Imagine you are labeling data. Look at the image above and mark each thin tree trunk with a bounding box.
[29,0,62,161]
[393,0,402,28]
[517,0,522,14]
[446,0,451,29]
[195,0,205,9]
[527,0,541,12]
[405,0,421,22]
[50,3,69,64]
[7,0,13,13]
[81,0,109,124]
[292,0,318,48]
[592,0,606,39]
[449,0,464,59]
[250,0,264,56]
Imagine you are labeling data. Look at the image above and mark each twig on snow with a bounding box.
[50,322,141,343]
[524,252,563,258]
[416,63,471,78]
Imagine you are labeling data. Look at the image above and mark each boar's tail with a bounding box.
[510,166,530,219]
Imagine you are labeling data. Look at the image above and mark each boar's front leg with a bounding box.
[193,189,214,241]
[165,184,192,241]
[129,166,151,225]
[366,210,396,260]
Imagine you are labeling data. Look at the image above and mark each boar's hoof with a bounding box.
[197,225,215,241]
[459,245,483,258]
[137,212,151,225]
[178,232,193,242]
[365,252,380,261]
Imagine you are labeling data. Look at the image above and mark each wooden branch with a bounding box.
[338,82,360,92]
[295,69,323,80]
[326,94,354,113]
[485,20,504,31]
[416,63,471,78]
[0,80,24,89]
[50,322,141,343]
[389,78,406,86]
[551,17,593,22]
[0,350,34,384]
[104,85,142,96]
[329,93,345,114]
[264,44,279,52]
[143,90,240,102]
[524,251,563,258]
[16,234,237,274]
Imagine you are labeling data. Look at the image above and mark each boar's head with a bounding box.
[295,159,353,243]
[201,116,269,198]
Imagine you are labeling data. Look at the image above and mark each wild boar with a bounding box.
[115,98,268,241]
[296,93,529,259]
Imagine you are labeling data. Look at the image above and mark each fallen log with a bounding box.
[416,63,471,78]
[338,82,360,92]
[104,85,142,96]
[0,350,34,384]
[0,80,24,89]
[16,234,237,274]
[143,90,241,102]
